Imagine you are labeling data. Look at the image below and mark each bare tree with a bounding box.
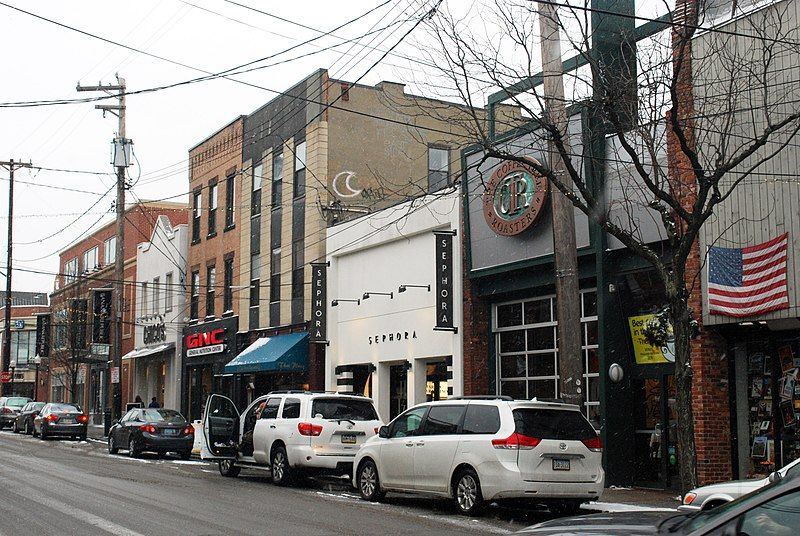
[405,0,800,491]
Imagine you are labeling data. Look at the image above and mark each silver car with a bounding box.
[678,455,800,512]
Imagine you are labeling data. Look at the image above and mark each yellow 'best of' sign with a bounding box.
[628,314,674,365]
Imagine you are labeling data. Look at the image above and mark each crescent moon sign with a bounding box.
[332,171,362,198]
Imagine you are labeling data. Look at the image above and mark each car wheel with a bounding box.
[453,468,484,516]
[128,437,141,458]
[40,427,48,441]
[24,420,32,435]
[270,446,292,486]
[548,500,581,516]
[78,433,87,442]
[357,460,385,502]
[32,424,39,437]
[179,450,192,461]
[108,435,119,454]
[218,459,240,478]
[12,420,19,433]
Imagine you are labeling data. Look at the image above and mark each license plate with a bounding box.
[341,434,356,444]
[164,429,178,436]
[552,458,570,471]
[61,418,74,424]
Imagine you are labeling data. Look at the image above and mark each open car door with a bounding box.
[200,394,239,460]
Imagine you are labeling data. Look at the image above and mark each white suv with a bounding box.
[353,396,604,516]
[200,391,382,485]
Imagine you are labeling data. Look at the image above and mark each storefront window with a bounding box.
[494,290,600,427]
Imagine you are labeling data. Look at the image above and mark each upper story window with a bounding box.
[206,265,216,318]
[190,270,200,320]
[252,164,263,216]
[165,272,173,312]
[225,175,235,229]
[153,276,160,315]
[104,237,116,265]
[700,0,774,25]
[271,150,283,210]
[192,190,202,243]
[141,281,149,316]
[428,146,450,192]
[82,246,98,273]
[208,182,218,236]
[293,140,306,198]
[64,257,78,285]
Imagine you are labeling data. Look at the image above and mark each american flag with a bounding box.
[708,233,790,317]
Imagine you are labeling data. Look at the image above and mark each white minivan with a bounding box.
[201,391,382,485]
[353,396,604,516]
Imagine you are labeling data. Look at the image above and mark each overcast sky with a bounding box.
[0,0,443,293]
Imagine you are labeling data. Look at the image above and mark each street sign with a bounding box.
[111,366,120,384]
[91,343,110,356]
[0,371,10,383]
[12,320,24,329]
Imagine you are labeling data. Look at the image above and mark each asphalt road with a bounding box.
[0,430,569,536]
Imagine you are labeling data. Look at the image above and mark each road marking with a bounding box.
[11,480,146,536]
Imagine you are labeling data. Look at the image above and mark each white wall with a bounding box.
[325,192,463,420]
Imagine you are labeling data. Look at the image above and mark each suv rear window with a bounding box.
[7,397,29,407]
[513,408,595,440]
[311,398,378,421]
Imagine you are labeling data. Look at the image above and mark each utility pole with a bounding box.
[537,4,583,406]
[0,159,32,396]
[77,74,129,433]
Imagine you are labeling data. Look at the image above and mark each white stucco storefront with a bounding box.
[128,216,188,410]
[325,192,463,422]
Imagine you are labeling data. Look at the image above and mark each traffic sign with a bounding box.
[0,371,11,383]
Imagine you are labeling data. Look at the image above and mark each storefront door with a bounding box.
[389,364,407,420]
[633,375,679,489]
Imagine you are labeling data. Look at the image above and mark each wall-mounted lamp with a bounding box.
[398,284,430,293]
[362,292,393,300]
[331,299,360,307]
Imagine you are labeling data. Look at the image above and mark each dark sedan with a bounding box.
[33,403,88,440]
[108,408,194,459]
[0,396,32,428]
[12,401,45,434]
[518,474,800,535]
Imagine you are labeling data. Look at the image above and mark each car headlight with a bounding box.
[683,492,697,505]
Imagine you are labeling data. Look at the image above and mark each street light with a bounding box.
[398,284,430,293]
[33,355,41,401]
[331,299,360,307]
[362,292,393,300]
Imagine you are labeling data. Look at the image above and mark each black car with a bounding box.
[12,401,46,434]
[0,396,32,428]
[108,408,194,459]
[33,403,88,440]
[518,473,800,535]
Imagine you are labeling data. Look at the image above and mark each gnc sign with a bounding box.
[185,328,226,358]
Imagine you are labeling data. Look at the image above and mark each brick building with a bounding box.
[45,201,186,423]
[0,291,49,399]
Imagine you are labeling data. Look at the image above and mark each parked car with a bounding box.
[108,408,194,459]
[0,396,32,429]
[201,391,382,485]
[12,401,46,434]
[518,474,800,535]
[33,403,88,440]
[353,396,604,516]
[679,455,800,512]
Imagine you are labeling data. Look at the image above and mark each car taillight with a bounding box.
[683,492,697,505]
[182,426,194,436]
[582,435,603,452]
[297,422,323,436]
[139,424,156,434]
[45,414,59,422]
[492,432,541,450]
[77,414,89,424]
[1,407,11,414]
[373,427,380,434]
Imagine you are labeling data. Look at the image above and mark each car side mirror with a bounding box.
[768,471,783,484]
[378,426,389,438]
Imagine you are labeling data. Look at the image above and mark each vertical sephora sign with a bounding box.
[310,262,327,343]
[434,231,456,332]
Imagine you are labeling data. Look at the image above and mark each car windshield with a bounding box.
[50,404,81,413]
[7,397,29,407]
[513,408,597,440]
[783,457,800,481]
[311,398,378,421]
[141,409,186,424]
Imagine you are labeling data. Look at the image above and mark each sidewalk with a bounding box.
[87,424,106,440]
[599,487,681,510]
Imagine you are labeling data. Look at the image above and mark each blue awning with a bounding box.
[223,332,308,374]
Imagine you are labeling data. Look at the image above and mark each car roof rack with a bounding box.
[266,390,366,397]
[529,397,566,404]
[448,395,514,401]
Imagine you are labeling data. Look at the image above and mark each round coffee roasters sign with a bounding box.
[482,159,549,236]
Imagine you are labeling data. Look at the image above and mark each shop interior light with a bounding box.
[362,292,393,300]
[398,284,430,293]
[331,299,360,307]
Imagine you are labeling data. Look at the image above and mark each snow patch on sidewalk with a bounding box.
[586,501,676,513]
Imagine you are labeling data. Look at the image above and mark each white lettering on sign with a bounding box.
[186,344,224,358]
